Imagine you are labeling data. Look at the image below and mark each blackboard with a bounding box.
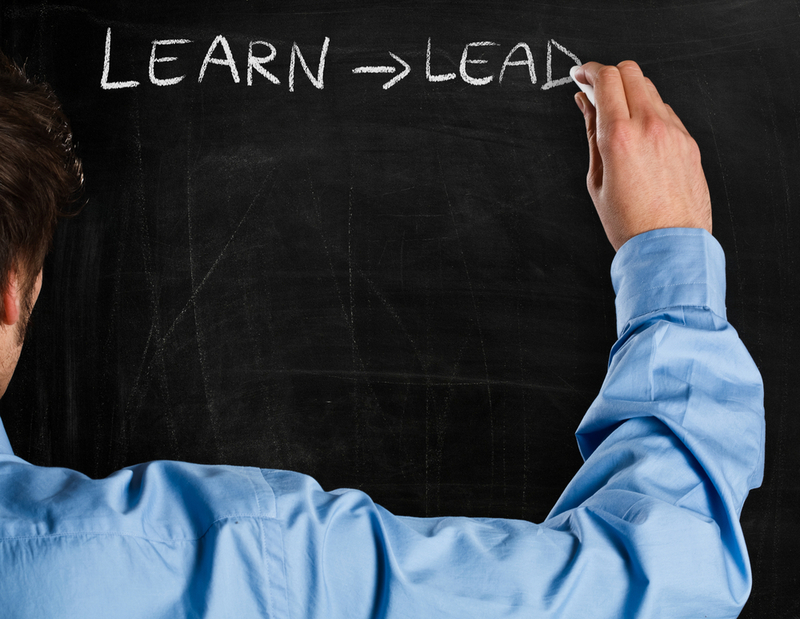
[2,1,798,616]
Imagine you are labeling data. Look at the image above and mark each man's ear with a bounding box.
[1,272,21,327]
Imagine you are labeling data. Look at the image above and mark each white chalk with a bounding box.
[570,65,595,107]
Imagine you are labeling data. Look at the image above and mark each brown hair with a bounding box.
[0,50,84,309]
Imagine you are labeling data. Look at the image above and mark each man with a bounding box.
[0,51,764,618]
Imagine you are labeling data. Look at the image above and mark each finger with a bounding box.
[643,76,692,137]
[576,92,603,193]
[616,60,655,119]
[664,103,691,135]
[644,78,670,120]
[575,61,630,124]
[644,77,663,105]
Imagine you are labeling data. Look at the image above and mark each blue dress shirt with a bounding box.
[0,228,765,618]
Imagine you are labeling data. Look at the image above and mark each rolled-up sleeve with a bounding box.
[269,228,765,619]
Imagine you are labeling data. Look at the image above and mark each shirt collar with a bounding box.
[0,416,15,455]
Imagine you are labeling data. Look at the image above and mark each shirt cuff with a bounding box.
[611,228,726,337]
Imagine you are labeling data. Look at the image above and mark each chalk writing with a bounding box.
[101,28,138,89]
[426,37,456,83]
[199,35,240,84]
[460,41,500,86]
[149,39,191,86]
[288,37,330,91]
[499,43,536,84]
[101,28,581,93]
[248,41,280,85]
[352,53,411,90]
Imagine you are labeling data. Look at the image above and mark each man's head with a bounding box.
[0,50,84,395]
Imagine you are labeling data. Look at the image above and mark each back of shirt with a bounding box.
[0,457,289,617]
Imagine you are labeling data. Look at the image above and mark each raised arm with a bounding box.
[267,62,765,618]
[541,61,766,615]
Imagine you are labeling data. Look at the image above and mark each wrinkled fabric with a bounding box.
[0,228,764,618]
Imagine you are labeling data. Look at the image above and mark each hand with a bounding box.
[573,61,712,251]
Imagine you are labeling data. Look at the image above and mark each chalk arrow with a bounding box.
[352,52,410,90]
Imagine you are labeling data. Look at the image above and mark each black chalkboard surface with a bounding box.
[2,1,798,616]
